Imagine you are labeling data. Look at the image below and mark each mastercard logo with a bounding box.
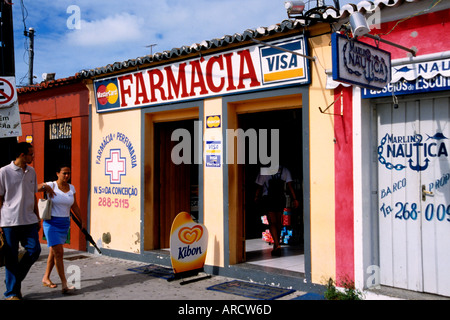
[206,115,221,128]
[178,226,203,245]
[96,82,119,105]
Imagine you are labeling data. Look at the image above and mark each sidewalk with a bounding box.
[1,246,308,301]
[2,245,447,302]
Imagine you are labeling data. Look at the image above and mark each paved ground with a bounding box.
[2,245,448,305]
[1,246,308,301]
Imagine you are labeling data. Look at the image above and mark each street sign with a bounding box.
[0,77,18,108]
[0,76,22,138]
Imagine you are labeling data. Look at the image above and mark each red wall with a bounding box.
[365,9,450,59]
[334,86,354,285]
[18,82,90,251]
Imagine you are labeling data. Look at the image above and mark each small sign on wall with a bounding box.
[205,140,221,167]
[206,115,221,128]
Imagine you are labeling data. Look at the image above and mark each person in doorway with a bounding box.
[38,164,84,295]
[255,165,298,256]
[0,142,42,300]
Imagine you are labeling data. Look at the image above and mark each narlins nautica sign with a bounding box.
[332,33,391,90]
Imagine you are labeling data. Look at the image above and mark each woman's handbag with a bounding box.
[38,182,54,220]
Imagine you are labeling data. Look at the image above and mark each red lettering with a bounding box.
[223,52,236,91]
[165,63,189,99]
[237,50,261,89]
[189,59,209,97]
[134,72,150,105]
[118,74,133,107]
[206,55,225,93]
[148,69,167,102]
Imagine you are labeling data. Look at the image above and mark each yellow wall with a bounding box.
[203,98,225,267]
[89,82,142,253]
[308,34,336,284]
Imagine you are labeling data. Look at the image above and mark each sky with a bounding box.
[11,0,356,86]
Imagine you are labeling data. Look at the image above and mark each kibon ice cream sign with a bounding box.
[94,36,310,113]
[169,212,208,276]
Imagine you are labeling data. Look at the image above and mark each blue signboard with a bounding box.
[332,33,391,90]
[362,58,450,98]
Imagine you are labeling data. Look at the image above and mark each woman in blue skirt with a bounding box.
[38,165,84,294]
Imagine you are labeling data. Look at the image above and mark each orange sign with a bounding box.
[170,212,208,275]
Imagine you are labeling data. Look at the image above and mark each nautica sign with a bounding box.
[332,33,391,90]
[378,132,449,172]
[362,57,450,98]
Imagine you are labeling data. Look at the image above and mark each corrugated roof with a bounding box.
[76,0,427,78]
[17,75,82,94]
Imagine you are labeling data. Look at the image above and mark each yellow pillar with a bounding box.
[308,34,336,284]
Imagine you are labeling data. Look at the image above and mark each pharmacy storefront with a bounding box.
[82,20,351,290]
[362,54,450,296]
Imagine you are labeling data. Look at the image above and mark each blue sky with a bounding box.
[11,0,356,86]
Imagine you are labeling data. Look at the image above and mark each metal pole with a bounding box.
[251,39,316,61]
[364,33,417,57]
[28,28,35,85]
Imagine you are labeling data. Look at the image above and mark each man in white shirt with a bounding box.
[0,142,41,300]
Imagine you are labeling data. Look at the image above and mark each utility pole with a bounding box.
[26,27,35,86]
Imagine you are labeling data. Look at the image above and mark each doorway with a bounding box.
[153,119,199,249]
[238,108,304,272]
[376,95,450,296]
[44,119,72,244]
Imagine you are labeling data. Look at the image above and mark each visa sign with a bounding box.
[260,39,308,84]
[94,36,310,113]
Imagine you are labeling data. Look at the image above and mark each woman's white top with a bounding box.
[46,181,75,218]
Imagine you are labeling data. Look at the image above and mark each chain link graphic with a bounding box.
[378,133,406,171]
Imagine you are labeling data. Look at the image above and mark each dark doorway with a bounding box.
[154,119,199,248]
[43,119,72,244]
[238,108,303,249]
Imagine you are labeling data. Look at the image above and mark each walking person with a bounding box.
[39,164,84,295]
[0,142,42,300]
[255,165,299,256]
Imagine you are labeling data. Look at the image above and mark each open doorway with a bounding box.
[238,109,304,273]
[153,119,199,249]
[44,119,72,244]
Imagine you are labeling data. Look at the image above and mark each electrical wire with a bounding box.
[20,0,28,32]
[18,0,30,86]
